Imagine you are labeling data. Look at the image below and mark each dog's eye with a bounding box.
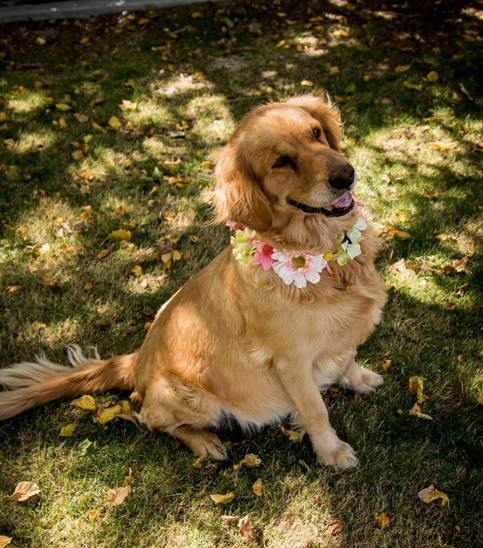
[272,155,293,169]
[313,127,322,141]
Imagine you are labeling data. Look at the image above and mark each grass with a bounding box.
[0,0,482,546]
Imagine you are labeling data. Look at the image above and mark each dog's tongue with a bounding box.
[330,192,353,210]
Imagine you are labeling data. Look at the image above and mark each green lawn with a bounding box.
[1,1,482,546]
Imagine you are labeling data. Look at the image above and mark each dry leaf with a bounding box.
[252,478,264,497]
[59,424,76,437]
[71,150,83,161]
[123,468,134,487]
[55,103,71,111]
[131,265,143,277]
[428,141,457,151]
[88,509,99,521]
[210,492,235,505]
[301,80,314,87]
[97,404,122,425]
[279,424,302,442]
[426,71,439,82]
[0,537,12,548]
[409,403,433,421]
[161,252,173,269]
[382,359,392,372]
[106,485,131,506]
[192,457,204,469]
[238,514,254,540]
[374,512,390,528]
[10,481,40,502]
[110,230,131,240]
[409,376,425,403]
[4,139,15,151]
[395,65,411,73]
[418,485,449,506]
[329,66,340,75]
[327,520,344,536]
[71,394,97,411]
[8,285,21,294]
[108,116,122,129]
[233,453,262,470]
[221,514,239,523]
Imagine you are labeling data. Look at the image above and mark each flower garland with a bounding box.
[230,218,367,289]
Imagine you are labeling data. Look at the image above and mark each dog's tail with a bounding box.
[0,345,136,421]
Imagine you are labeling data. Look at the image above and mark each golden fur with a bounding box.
[0,95,386,469]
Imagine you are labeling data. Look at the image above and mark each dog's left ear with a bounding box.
[214,143,272,232]
[287,94,343,152]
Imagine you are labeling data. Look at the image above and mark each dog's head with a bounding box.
[214,94,357,249]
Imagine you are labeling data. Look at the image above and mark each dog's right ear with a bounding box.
[214,144,272,232]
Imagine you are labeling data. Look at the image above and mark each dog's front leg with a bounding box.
[275,359,358,469]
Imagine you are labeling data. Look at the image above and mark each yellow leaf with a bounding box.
[71,150,83,161]
[200,161,214,170]
[210,492,235,505]
[395,211,407,222]
[71,394,97,411]
[106,485,131,505]
[58,117,67,129]
[172,250,182,261]
[110,230,131,240]
[275,40,286,48]
[301,80,314,87]
[120,400,132,415]
[8,285,21,294]
[4,138,15,150]
[96,249,110,260]
[80,36,90,45]
[279,424,302,442]
[131,265,143,277]
[395,230,411,240]
[192,457,204,469]
[418,485,449,506]
[88,509,98,522]
[123,468,134,487]
[59,424,76,437]
[374,512,390,528]
[382,359,392,372]
[329,66,340,75]
[91,121,106,132]
[161,252,173,269]
[0,537,12,548]
[395,65,411,73]
[409,403,433,421]
[10,481,40,502]
[409,376,425,403]
[428,141,457,151]
[191,11,202,18]
[108,116,122,129]
[97,404,122,425]
[252,478,264,497]
[55,103,71,111]
[426,71,439,82]
[233,453,262,470]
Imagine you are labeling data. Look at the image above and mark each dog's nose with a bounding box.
[329,163,355,190]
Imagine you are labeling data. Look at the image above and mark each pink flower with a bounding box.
[253,241,275,272]
[271,250,327,288]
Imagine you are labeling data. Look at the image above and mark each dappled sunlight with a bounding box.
[15,129,58,155]
[151,73,215,99]
[7,90,48,114]
[122,99,171,127]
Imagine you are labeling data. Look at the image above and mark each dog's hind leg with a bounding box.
[340,351,384,394]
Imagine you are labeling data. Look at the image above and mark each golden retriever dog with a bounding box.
[0,94,386,469]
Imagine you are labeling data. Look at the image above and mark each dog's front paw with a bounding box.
[342,367,384,395]
[317,438,358,470]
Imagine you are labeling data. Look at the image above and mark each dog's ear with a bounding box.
[288,94,343,152]
[214,143,272,232]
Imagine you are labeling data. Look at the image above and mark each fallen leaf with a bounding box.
[426,71,439,82]
[301,79,314,87]
[4,139,16,150]
[10,481,40,502]
[382,359,392,372]
[131,265,143,277]
[78,439,93,455]
[403,81,423,91]
[200,161,214,170]
[59,424,76,437]
[55,103,71,111]
[327,520,344,536]
[418,485,449,506]
[278,424,302,442]
[161,252,173,269]
[329,66,340,75]
[210,492,235,505]
[0,536,12,548]
[409,376,425,403]
[8,285,21,294]
[428,141,457,151]
[123,468,134,487]
[71,395,97,411]
[108,116,122,129]
[110,230,131,240]
[88,509,99,521]
[192,457,204,469]
[71,150,83,161]
[97,404,122,425]
[252,478,264,497]
[233,453,262,470]
[374,512,390,528]
[106,485,131,506]
[395,64,411,73]
[74,113,88,123]
[409,403,433,421]
[238,514,254,540]
[221,515,239,523]
[96,249,110,260]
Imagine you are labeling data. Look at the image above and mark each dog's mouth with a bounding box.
[288,192,355,217]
